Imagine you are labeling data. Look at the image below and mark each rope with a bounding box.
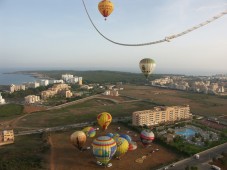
[82,0,227,46]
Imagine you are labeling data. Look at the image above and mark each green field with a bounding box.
[0,104,24,121]
[0,134,48,170]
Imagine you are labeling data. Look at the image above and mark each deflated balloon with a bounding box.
[98,0,114,20]
[128,141,137,151]
[97,112,112,130]
[70,131,86,150]
[92,136,117,166]
[82,126,96,138]
[139,58,156,79]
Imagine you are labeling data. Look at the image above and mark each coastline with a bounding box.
[3,71,50,79]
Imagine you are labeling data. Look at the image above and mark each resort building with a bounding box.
[62,74,74,82]
[132,105,192,126]
[0,92,6,104]
[0,130,14,145]
[49,79,64,84]
[78,77,83,85]
[23,82,40,89]
[10,84,26,93]
[37,79,49,86]
[41,83,71,100]
[25,95,40,104]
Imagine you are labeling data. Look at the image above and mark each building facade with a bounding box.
[0,92,6,104]
[0,130,14,145]
[10,84,26,93]
[25,95,40,104]
[132,105,192,126]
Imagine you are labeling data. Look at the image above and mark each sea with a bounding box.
[0,68,37,85]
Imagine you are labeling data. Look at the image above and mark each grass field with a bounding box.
[0,134,48,170]
[0,104,24,122]
[121,85,227,117]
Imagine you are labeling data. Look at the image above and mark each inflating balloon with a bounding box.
[98,0,114,20]
[140,129,155,146]
[70,131,87,150]
[119,134,132,143]
[97,112,112,130]
[92,136,117,166]
[82,126,96,138]
[114,137,129,159]
[139,58,156,79]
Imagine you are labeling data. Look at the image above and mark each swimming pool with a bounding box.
[176,128,196,137]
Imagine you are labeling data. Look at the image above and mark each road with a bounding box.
[157,142,227,170]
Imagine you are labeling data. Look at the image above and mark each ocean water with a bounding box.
[0,69,37,85]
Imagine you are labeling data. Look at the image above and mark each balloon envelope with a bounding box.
[98,0,114,19]
[70,131,86,150]
[114,137,129,158]
[139,58,156,79]
[82,126,96,138]
[97,112,112,130]
[106,133,114,138]
[92,136,117,165]
[128,141,137,151]
[140,129,155,145]
[119,134,132,143]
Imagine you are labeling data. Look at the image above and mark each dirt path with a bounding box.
[49,135,55,170]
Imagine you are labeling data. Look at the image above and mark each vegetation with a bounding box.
[14,70,163,84]
[0,104,24,117]
[0,133,49,170]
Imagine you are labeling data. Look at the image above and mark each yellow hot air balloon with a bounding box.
[98,0,114,20]
[139,58,156,79]
[114,137,129,159]
[97,112,112,130]
[70,131,86,151]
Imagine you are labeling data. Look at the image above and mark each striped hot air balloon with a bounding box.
[92,136,117,166]
[82,126,96,138]
[140,129,155,146]
[119,134,132,143]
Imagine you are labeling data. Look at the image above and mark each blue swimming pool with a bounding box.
[176,128,196,137]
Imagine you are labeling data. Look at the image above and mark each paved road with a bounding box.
[157,142,227,170]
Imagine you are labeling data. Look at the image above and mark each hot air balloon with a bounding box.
[98,0,114,20]
[139,58,156,79]
[70,131,87,151]
[140,129,155,146]
[128,141,137,151]
[106,133,114,138]
[97,112,112,130]
[119,134,132,143]
[92,136,117,166]
[114,137,129,159]
[82,126,96,138]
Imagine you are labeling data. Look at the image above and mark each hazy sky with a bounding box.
[0,0,227,75]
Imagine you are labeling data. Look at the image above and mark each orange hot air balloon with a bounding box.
[98,0,114,20]
[97,112,112,130]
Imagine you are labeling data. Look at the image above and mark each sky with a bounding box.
[0,0,227,75]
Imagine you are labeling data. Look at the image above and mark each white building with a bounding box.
[10,84,26,93]
[23,82,40,88]
[62,74,74,82]
[68,77,79,84]
[25,95,40,104]
[37,79,49,86]
[49,79,64,84]
[0,92,6,104]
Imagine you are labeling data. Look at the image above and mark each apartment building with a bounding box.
[132,105,192,126]
[10,84,26,93]
[62,74,74,82]
[25,95,40,104]
[41,83,71,100]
